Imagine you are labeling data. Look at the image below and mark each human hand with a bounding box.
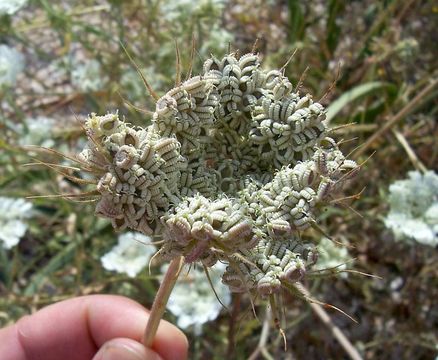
[0,295,188,360]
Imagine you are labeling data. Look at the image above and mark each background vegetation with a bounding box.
[1,0,437,359]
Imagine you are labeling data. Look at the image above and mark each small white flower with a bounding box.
[384,171,438,246]
[0,197,33,249]
[71,59,105,92]
[0,45,24,89]
[166,262,231,335]
[101,232,156,277]
[0,0,27,15]
[314,237,352,272]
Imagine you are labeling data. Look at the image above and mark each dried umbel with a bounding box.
[78,51,359,297]
[161,194,259,266]
[222,237,317,296]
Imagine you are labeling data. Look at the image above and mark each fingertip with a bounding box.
[93,338,162,360]
[85,295,188,360]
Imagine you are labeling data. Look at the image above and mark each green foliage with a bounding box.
[325,81,395,122]
[326,0,343,54]
[287,0,304,44]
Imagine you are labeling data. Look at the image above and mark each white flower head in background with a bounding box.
[101,232,156,277]
[384,170,438,247]
[161,0,226,21]
[0,44,25,89]
[0,0,27,16]
[166,262,231,335]
[200,25,234,55]
[0,197,33,249]
[71,59,106,92]
[314,237,353,274]
[19,116,56,148]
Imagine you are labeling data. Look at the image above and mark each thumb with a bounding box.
[93,338,162,360]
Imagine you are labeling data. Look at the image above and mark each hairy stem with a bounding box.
[143,255,184,348]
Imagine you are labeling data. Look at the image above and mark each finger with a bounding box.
[0,295,187,360]
[92,338,162,360]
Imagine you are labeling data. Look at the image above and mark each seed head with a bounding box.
[78,51,359,296]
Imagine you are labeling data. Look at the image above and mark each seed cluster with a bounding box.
[80,113,185,235]
[253,139,358,235]
[160,194,259,266]
[222,237,317,296]
[79,52,358,297]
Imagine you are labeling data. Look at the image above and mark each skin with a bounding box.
[0,295,188,360]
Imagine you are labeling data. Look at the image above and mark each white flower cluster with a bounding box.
[18,116,56,148]
[166,262,231,335]
[384,171,438,247]
[79,51,359,297]
[313,237,352,272]
[161,0,227,21]
[101,232,156,277]
[71,59,105,92]
[0,197,33,249]
[0,44,24,89]
[0,0,27,16]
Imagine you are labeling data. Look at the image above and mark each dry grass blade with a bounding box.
[279,48,298,72]
[26,190,99,199]
[185,34,196,81]
[251,38,260,54]
[22,161,81,172]
[23,159,96,185]
[248,307,273,360]
[328,122,357,133]
[319,61,342,102]
[269,295,287,351]
[119,41,159,101]
[354,78,438,158]
[342,269,383,279]
[310,221,356,249]
[294,65,310,92]
[392,129,427,173]
[117,90,154,115]
[330,187,366,204]
[21,145,94,170]
[174,39,182,86]
[293,282,363,360]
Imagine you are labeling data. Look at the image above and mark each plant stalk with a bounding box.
[354,78,438,159]
[143,255,184,348]
[294,282,363,360]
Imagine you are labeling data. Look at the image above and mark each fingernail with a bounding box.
[96,339,162,360]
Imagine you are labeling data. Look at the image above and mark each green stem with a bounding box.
[143,255,184,348]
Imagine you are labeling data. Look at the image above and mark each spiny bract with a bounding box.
[78,51,359,297]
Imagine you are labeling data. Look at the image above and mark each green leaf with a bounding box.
[326,81,395,122]
[287,0,304,44]
[326,0,344,54]
[23,241,79,296]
